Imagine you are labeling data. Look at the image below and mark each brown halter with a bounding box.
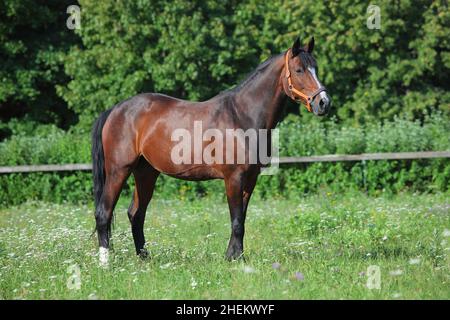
[284,49,327,112]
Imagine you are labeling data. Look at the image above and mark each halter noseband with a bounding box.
[284,49,326,112]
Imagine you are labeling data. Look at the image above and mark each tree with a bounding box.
[52,0,450,130]
[0,0,79,138]
[285,0,449,124]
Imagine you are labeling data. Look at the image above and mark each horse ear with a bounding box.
[292,37,301,57]
[305,36,314,53]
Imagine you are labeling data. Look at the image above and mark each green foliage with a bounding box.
[57,0,287,131]
[0,126,92,205]
[55,0,449,131]
[0,172,92,205]
[1,0,449,132]
[0,126,90,165]
[259,112,450,197]
[0,114,448,206]
[287,0,450,123]
[0,0,78,130]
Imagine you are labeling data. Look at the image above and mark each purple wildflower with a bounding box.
[294,272,305,281]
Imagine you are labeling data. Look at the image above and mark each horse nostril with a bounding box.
[319,99,325,107]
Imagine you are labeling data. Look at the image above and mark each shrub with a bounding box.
[0,114,449,206]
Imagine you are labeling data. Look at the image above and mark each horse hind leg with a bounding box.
[127,158,159,258]
[96,166,131,267]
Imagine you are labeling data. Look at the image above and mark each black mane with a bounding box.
[219,49,317,97]
[222,53,283,95]
[233,54,281,91]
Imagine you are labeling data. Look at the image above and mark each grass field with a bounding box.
[0,192,449,299]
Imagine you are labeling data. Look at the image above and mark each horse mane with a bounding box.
[230,50,317,91]
[231,54,282,92]
[217,49,316,98]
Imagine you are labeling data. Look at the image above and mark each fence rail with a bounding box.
[0,151,449,174]
[275,151,450,164]
[0,163,92,174]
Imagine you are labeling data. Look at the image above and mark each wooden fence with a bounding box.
[0,151,449,174]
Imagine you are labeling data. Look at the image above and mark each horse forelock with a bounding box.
[297,50,317,69]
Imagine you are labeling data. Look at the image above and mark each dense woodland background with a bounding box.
[0,0,449,205]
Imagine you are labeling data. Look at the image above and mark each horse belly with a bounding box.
[165,166,224,181]
[139,131,225,180]
[141,147,224,180]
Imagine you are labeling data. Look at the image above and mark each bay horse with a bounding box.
[91,37,330,266]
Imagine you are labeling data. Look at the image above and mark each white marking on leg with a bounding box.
[99,247,109,267]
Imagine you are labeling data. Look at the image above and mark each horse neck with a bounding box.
[233,54,287,130]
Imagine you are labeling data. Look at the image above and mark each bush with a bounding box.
[0,114,449,206]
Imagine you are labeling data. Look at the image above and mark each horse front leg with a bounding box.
[242,169,259,217]
[224,170,245,260]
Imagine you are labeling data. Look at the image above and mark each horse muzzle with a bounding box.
[312,92,331,116]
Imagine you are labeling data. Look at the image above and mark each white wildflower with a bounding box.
[191,278,197,289]
[242,266,256,274]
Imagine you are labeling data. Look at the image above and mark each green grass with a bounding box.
[0,192,449,299]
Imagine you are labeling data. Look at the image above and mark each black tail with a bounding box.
[91,108,113,209]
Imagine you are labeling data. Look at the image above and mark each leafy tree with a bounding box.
[285,0,450,123]
[2,0,448,133]
[58,0,287,131]
[0,0,79,138]
[61,0,449,129]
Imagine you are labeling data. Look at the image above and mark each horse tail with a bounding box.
[91,108,113,209]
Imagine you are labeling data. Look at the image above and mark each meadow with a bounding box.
[0,191,449,300]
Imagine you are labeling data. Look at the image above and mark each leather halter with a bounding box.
[284,49,327,112]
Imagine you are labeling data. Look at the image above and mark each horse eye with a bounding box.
[296,69,304,74]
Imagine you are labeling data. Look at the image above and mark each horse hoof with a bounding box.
[225,251,245,261]
[138,249,150,260]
